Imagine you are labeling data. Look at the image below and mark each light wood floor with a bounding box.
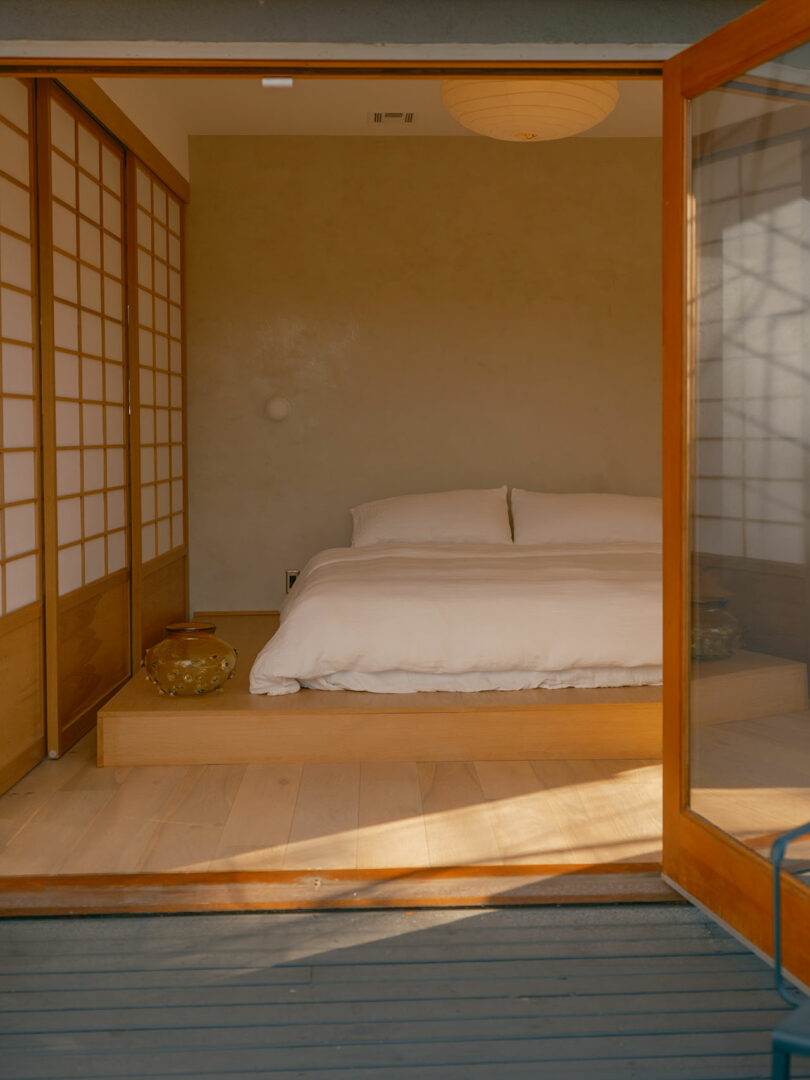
[3,706,808,880]
[0,730,662,875]
[692,708,810,862]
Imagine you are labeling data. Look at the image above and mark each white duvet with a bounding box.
[249,541,662,696]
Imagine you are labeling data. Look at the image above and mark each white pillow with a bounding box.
[351,487,511,547]
[512,490,662,545]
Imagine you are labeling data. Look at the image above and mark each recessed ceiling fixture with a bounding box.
[261,77,294,88]
[367,111,415,125]
[441,78,619,142]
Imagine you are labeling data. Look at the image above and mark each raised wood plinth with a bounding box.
[692,650,808,726]
[98,614,663,766]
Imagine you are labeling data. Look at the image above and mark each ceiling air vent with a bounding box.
[367,111,415,126]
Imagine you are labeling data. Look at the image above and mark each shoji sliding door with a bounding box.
[39,84,130,757]
[0,78,44,790]
[0,78,189,782]
[128,160,187,661]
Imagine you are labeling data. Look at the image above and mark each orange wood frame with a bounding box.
[0,862,670,916]
[662,0,810,985]
[0,56,666,912]
[0,24,807,939]
[0,59,662,77]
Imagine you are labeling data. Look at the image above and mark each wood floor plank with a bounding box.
[213,762,302,870]
[0,935,750,980]
[418,763,502,866]
[3,1008,789,1055]
[62,767,190,874]
[184,1062,803,1080]
[0,785,122,875]
[357,763,429,868]
[474,760,582,864]
[691,710,810,847]
[4,1060,794,1080]
[134,764,246,873]
[0,920,735,957]
[527,760,620,863]
[0,968,778,1013]
[0,903,711,946]
[0,993,787,1035]
[0,740,667,880]
[0,736,93,854]
[283,763,360,869]
[136,822,224,873]
[160,763,246,828]
[560,759,662,863]
[0,1030,788,1077]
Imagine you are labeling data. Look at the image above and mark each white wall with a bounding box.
[94,78,190,179]
[185,134,662,611]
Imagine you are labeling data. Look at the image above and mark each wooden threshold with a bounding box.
[98,614,663,766]
[0,863,676,916]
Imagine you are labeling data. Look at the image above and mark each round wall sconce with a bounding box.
[266,396,291,421]
[441,78,620,142]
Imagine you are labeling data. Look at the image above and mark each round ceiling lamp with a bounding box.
[441,78,620,142]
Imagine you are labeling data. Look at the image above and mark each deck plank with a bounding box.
[3,905,802,1080]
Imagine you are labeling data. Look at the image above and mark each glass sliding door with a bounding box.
[689,65,810,867]
[663,0,810,984]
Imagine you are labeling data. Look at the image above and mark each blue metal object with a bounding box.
[770,820,810,1080]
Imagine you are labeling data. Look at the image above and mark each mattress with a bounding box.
[249,541,663,696]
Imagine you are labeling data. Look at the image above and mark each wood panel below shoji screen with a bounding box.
[128,159,188,664]
[0,77,44,791]
[39,84,130,757]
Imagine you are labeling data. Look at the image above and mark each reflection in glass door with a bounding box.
[689,49,810,884]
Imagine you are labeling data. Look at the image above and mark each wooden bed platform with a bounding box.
[98,613,664,766]
[98,613,806,768]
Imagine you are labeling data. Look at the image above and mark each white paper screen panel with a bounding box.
[0,79,39,616]
[48,95,128,597]
[693,137,809,565]
[134,163,185,564]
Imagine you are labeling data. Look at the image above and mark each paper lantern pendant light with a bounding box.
[441,78,620,142]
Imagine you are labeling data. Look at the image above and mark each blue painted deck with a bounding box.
[0,904,807,1079]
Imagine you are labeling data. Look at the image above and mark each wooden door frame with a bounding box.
[0,56,675,912]
[12,49,803,920]
[662,0,810,983]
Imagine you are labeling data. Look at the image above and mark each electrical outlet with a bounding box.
[285,569,300,593]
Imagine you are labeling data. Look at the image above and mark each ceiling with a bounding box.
[98,77,664,138]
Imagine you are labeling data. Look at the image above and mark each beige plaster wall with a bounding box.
[186,135,661,611]
[95,78,190,178]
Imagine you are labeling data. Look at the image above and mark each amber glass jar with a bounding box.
[144,621,237,695]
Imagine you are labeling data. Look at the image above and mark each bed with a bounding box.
[249,487,662,697]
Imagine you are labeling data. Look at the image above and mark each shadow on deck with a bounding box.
[1,903,807,1078]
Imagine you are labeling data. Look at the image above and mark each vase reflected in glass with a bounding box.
[691,598,742,661]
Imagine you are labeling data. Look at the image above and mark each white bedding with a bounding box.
[249,541,662,696]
